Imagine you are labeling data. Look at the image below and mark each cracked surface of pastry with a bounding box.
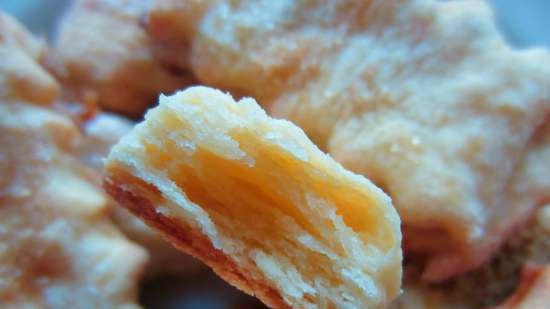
[52,0,193,117]
[146,0,550,280]
[0,102,147,309]
[104,86,402,309]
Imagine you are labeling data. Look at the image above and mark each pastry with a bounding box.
[0,102,147,308]
[82,112,201,277]
[0,14,147,307]
[146,0,550,280]
[52,0,193,116]
[0,11,60,104]
[104,86,402,309]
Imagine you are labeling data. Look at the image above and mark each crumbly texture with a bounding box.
[104,86,402,309]
[82,113,201,277]
[146,0,550,280]
[0,11,60,104]
[52,0,193,117]
[0,102,147,309]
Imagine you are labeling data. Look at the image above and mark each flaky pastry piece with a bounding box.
[52,0,193,117]
[0,102,146,309]
[82,113,201,277]
[0,11,60,104]
[104,86,402,309]
[146,0,550,281]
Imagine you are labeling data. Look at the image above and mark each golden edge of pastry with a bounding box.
[104,86,402,309]
[104,175,290,309]
[0,101,148,308]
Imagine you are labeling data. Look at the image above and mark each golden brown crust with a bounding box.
[104,174,290,309]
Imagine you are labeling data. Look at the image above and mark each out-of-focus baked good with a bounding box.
[104,86,402,309]
[146,0,550,281]
[0,101,147,309]
[2,11,193,281]
[82,113,201,277]
[0,16,147,305]
[0,11,60,104]
[406,115,550,281]
[52,0,193,117]
[81,113,136,169]
[438,117,550,307]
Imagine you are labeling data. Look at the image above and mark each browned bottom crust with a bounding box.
[104,175,290,309]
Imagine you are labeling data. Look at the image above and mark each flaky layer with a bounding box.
[105,86,402,308]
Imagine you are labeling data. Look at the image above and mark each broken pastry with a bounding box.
[0,11,60,104]
[146,0,550,280]
[0,101,147,308]
[0,18,147,303]
[104,86,402,309]
[82,112,201,277]
[52,0,193,117]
